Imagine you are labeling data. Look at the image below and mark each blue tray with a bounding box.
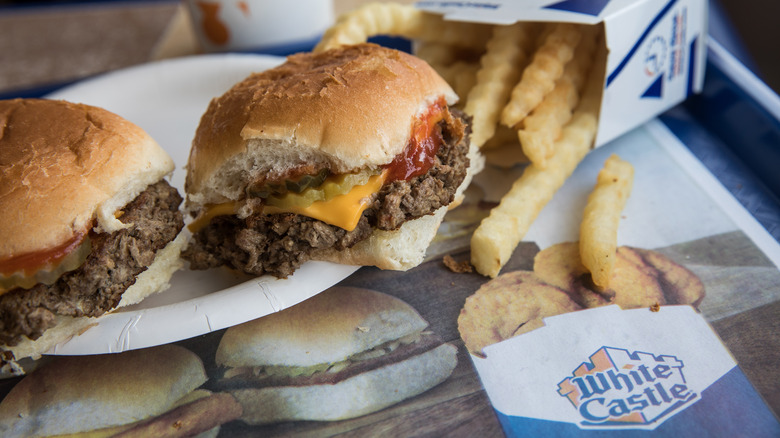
[660,40,780,241]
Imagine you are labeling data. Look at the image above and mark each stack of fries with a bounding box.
[316,2,622,280]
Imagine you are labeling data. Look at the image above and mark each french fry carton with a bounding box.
[416,0,708,147]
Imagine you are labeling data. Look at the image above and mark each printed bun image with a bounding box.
[213,286,458,424]
[183,43,483,278]
[0,345,242,437]
[0,98,186,370]
[459,242,705,356]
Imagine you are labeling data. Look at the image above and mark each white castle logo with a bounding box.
[558,347,699,429]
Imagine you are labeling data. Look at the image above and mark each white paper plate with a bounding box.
[44,54,359,355]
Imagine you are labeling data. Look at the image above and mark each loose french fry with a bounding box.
[580,154,634,290]
[464,22,539,148]
[471,109,598,278]
[315,2,491,52]
[500,23,583,128]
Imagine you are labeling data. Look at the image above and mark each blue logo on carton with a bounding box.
[557,347,698,429]
[644,36,667,77]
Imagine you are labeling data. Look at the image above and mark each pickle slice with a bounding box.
[265,171,377,209]
[0,237,92,292]
[247,168,330,198]
[287,170,329,193]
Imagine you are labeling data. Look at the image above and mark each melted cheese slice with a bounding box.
[189,172,387,233]
[187,202,237,233]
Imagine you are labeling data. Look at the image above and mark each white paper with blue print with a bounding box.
[472,305,734,430]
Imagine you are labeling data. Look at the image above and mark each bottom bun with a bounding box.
[311,207,448,271]
[1,232,187,374]
[312,140,484,271]
[231,343,458,424]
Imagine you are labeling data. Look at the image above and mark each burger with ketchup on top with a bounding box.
[0,98,185,371]
[183,43,482,278]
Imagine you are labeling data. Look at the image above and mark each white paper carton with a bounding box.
[416,0,708,147]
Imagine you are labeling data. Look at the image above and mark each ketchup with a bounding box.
[0,229,89,276]
[384,98,447,182]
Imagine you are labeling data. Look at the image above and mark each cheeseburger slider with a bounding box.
[213,286,457,424]
[0,345,242,437]
[0,99,186,369]
[183,43,482,278]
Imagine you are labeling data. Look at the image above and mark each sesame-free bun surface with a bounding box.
[215,286,429,368]
[0,99,174,259]
[185,43,457,207]
[0,344,206,437]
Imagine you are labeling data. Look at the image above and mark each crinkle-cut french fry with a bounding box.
[471,110,597,278]
[414,41,462,66]
[500,23,583,128]
[464,22,540,148]
[315,3,425,52]
[483,141,530,169]
[482,124,521,150]
[415,41,485,72]
[533,23,555,47]
[516,78,578,167]
[578,29,607,117]
[315,3,491,52]
[430,61,481,107]
[422,18,493,50]
[566,24,601,92]
[580,154,634,290]
[471,57,604,278]
[515,25,602,167]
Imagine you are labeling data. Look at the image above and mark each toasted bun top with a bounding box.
[216,286,429,368]
[185,43,457,207]
[0,345,207,437]
[0,99,174,259]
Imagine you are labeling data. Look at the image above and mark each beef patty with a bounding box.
[0,180,184,345]
[184,109,472,278]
